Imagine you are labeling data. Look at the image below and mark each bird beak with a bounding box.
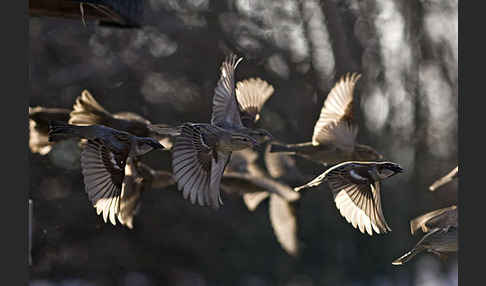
[152,141,165,149]
[394,165,404,173]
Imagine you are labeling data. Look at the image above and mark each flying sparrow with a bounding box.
[269,73,382,165]
[392,205,458,265]
[48,121,165,225]
[295,161,403,235]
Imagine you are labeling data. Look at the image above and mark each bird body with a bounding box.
[48,121,165,225]
[393,205,458,265]
[69,89,174,148]
[170,54,273,209]
[269,73,382,165]
[295,161,403,235]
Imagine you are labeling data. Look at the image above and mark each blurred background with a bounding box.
[29,0,458,285]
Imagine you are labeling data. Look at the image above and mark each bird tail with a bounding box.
[48,121,86,142]
[269,143,296,154]
[69,90,114,126]
[392,245,425,265]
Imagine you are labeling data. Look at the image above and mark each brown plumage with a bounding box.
[69,89,174,149]
[295,161,403,235]
[392,205,458,265]
[269,73,383,166]
[48,121,165,225]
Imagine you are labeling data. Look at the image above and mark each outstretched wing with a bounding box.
[410,205,457,235]
[312,73,361,145]
[80,139,129,226]
[172,124,228,209]
[235,78,274,128]
[325,164,391,235]
[269,194,299,256]
[211,54,244,128]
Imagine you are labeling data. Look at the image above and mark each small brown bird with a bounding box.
[392,205,458,265]
[169,54,273,209]
[69,89,174,148]
[221,149,301,256]
[295,161,403,235]
[116,158,175,229]
[29,106,71,155]
[48,121,166,225]
[269,73,383,165]
[429,166,458,192]
[149,76,275,145]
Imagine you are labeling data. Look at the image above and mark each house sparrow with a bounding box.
[48,121,165,225]
[170,54,273,209]
[429,166,458,192]
[295,161,403,235]
[69,89,174,149]
[269,73,382,165]
[392,205,458,265]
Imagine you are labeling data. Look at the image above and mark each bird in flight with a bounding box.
[269,73,382,166]
[392,205,458,265]
[69,89,175,149]
[168,54,274,209]
[48,121,165,225]
[295,161,403,235]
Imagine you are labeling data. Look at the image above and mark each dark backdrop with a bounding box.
[29,0,458,285]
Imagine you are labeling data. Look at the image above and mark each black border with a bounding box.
[4,0,29,284]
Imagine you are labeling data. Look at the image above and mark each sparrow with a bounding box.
[295,161,403,235]
[28,106,71,155]
[48,121,165,225]
[392,205,458,265]
[220,149,301,256]
[116,158,175,229]
[269,73,383,166]
[148,75,275,145]
[69,89,174,149]
[170,54,273,209]
[429,166,458,192]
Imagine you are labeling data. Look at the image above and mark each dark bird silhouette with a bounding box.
[269,73,383,165]
[69,89,174,149]
[429,166,458,192]
[392,205,458,265]
[29,106,71,155]
[295,161,403,235]
[169,54,273,209]
[48,121,165,225]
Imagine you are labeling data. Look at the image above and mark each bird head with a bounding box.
[229,133,258,150]
[249,128,273,144]
[375,162,404,180]
[134,137,166,155]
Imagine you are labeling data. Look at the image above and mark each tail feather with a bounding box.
[69,90,113,126]
[269,143,295,154]
[392,246,425,265]
[48,121,84,142]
